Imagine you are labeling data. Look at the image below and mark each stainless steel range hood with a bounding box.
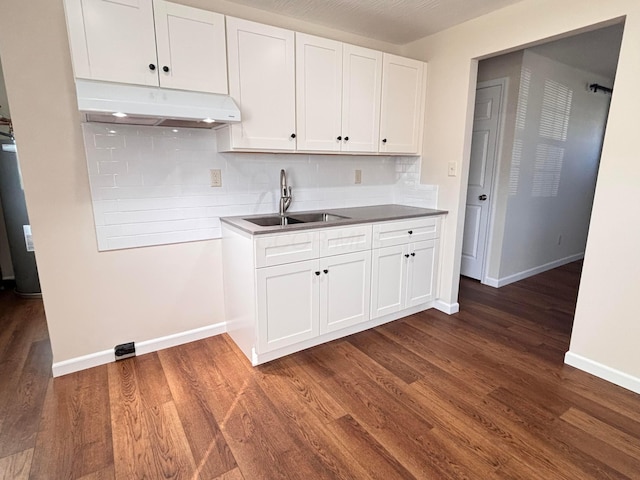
[75,79,241,128]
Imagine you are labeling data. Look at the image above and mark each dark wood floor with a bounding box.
[1,261,640,479]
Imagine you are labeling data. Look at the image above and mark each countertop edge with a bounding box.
[221,204,448,236]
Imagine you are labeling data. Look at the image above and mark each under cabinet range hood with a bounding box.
[75,79,241,128]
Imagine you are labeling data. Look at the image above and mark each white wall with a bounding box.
[403,0,640,388]
[486,51,611,284]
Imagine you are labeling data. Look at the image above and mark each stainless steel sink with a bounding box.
[244,212,350,227]
[287,212,350,223]
[245,215,304,227]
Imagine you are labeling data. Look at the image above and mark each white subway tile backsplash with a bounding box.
[92,174,116,188]
[82,123,436,251]
[98,160,127,175]
[94,134,125,149]
[115,173,144,187]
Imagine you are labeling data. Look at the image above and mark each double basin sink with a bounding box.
[245,212,350,227]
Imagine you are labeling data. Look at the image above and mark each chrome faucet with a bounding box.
[279,169,292,216]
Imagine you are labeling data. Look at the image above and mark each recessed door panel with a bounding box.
[320,251,371,334]
[257,260,319,353]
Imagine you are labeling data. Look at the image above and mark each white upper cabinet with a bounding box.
[226,17,296,151]
[295,35,382,153]
[341,44,382,153]
[63,0,227,93]
[295,34,343,152]
[379,54,426,154]
[153,0,227,93]
[65,0,158,86]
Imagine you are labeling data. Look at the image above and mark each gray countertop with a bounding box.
[221,204,448,236]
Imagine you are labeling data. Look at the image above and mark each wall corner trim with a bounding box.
[434,300,460,315]
[52,321,227,377]
[564,351,640,395]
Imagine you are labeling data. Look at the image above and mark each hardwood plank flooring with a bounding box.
[1,261,639,479]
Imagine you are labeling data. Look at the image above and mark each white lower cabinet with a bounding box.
[257,259,320,353]
[370,244,406,318]
[257,249,371,353]
[320,251,371,334]
[223,215,441,365]
[371,217,441,319]
[405,240,438,307]
[371,240,438,318]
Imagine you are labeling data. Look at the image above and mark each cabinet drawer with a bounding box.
[320,225,372,257]
[255,231,319,268]
[373,216,440,248]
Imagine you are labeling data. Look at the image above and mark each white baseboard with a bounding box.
[52,348,115,377]
[483,276,500,288]
[135,321,226,356]
[564,351,640,395]
[434,300,460,314]
[52,321,227,377]
[484,253,584,288]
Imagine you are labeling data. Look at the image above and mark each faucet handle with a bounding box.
[287,185,292,197]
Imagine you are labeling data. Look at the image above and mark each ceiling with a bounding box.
[528,24,625,79]
[226,0,624,79]
[226,0,526,45]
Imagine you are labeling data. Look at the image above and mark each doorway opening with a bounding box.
[0,55,41,296]
[460,22,624,297]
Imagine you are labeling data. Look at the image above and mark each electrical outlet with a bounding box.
[210,169,222,187]
[355,169,362,184]
[448,162,457,177]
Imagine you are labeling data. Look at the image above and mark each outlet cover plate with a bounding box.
[210,169,222,187]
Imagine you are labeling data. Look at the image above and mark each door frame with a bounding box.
[465,77,509,285]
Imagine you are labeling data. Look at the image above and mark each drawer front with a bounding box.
[255,231,319,268]
[320,225,372,257]
[373,216,441,248]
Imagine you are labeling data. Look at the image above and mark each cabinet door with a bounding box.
[257,260,320,353]
[227,17,296,150]
[320,251,371,334]
[379,54,425,154]
[371,244,407,319]
[153,0,227,94]
[342,44,382,153]
[65,0,158,86]
[296,34,342,152]
[406,240,438,307]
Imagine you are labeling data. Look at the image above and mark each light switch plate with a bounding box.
[448,162,457,177]
[355,169,362,184]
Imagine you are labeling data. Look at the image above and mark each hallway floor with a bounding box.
[1,261,639,479]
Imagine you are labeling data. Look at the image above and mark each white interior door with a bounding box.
[461,83,503,280]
